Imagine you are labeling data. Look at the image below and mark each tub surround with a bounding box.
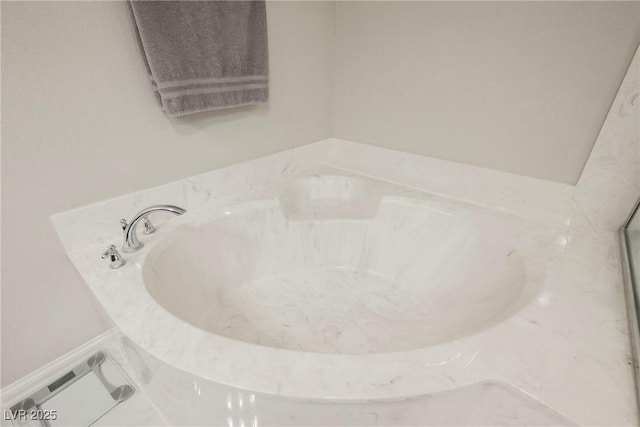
[52,156,572,401]
[51,152,632,424]
[51,49,640,426]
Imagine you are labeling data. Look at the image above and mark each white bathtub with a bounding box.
[53,152,572,425]
[144,175,539,356]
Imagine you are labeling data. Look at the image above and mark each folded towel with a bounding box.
[129,0,269,117]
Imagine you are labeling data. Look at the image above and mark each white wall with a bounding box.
[1,0,335,386]
[332,1,640,184]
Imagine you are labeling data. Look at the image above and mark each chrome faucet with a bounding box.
[102,245,126,269]
[120,205,186,253]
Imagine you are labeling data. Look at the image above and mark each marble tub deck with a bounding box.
[54,164,636,425]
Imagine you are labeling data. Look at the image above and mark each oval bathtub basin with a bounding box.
[143,197,540,355]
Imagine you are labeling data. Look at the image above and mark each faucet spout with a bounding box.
[121,204,186,253]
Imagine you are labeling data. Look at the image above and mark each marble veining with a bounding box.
[571,53,639,233]
[50,48,640,426]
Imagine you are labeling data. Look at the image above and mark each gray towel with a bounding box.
[129,0,269,117]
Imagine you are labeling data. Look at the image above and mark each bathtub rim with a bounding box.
[65,191,564,401]
[140,196,543,356]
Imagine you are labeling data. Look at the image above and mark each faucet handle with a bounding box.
[142,216,156,235]
[101,245,126,269]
